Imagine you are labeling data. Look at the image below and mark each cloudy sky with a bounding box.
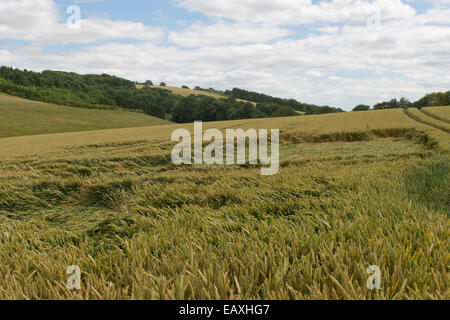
[0,0,449,110]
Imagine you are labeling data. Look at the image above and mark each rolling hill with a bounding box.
[0,93,171,138]
[137,85,257,105]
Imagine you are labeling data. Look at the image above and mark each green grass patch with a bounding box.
[406,158,450,215]
[0,94,170,138]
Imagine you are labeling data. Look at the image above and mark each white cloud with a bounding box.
[169,20,292,47]
[415,7,450,24]
[0,50,12,64]
[0,0,164,44]
[305,70,324,77]
[177,0,416,25]
[318,26,340,34]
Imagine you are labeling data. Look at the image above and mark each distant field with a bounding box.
[1,108,449,159]
[137,85,257,105]
[0,93,170,138]
[137,85,226,98]
[0,106,448,299]
[404,107,450,134]
[421,106,450,123]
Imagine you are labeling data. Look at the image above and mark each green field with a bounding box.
[0,103,448,299]
[0,93,170,138]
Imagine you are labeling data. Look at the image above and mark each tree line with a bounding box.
[352,92,450,112]
[0,66,178,118]
[225,88,345,114]
[0,67,302,122]
[171,95,298,123]
[2,67,447,121]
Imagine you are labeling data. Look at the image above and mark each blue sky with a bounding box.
[0,0,449,110]
[57,0,204,28]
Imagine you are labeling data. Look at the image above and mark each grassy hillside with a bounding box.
[0,107,448,299]
[138,85,225,98]
[138,85,256,105]
[0,93,170,138]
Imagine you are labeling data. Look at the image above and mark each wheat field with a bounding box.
[0,106,448,299]
[136,85,256,105]
[420,107,450,124]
